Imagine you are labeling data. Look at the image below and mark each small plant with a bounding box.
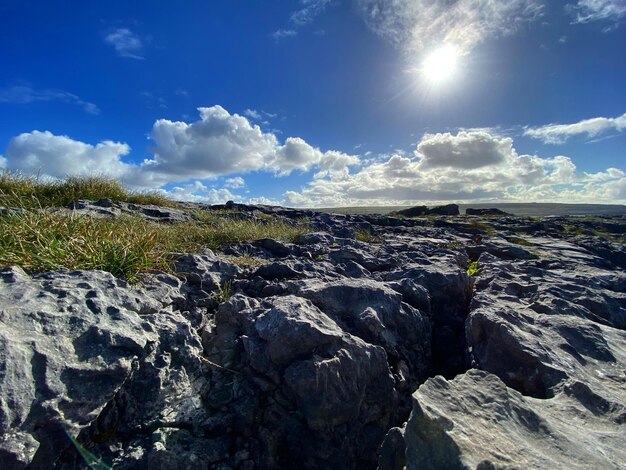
[216,280,233,303]
[466,260,478,276]
[354,228,382,243]
[67,431,112,470]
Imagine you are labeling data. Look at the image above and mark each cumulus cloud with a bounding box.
[0,85,100,114]
[1,131,132,180]
[105,28,144,59]
[282,130,626,207]
[567,0,626,25]
[356,0,544,54]
[272,137,325,175]
[0,105,359,199]
[524,112,626,144]
[146,106,279,182]
[417,131,514,169]
[314,150,361,180]
[146,106,358,181]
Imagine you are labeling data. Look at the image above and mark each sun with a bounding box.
[422,45,459,83]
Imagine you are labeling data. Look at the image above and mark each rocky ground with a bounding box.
[1,200,625,469]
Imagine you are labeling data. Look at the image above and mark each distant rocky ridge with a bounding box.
[0,201,625,469]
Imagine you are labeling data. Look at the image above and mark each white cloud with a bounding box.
[1,131,132,180]
[356,0,544,54]
[105,28,144,59]
[567,0,626,25]
[243,109,262,119]
[146,106,358,181]
[271,29,298,41]
[248,196,282,206]
[524,112,626,144]
[417,131,513,169]
[224,176,245,188]
[0,85,100,114]
[281,130,626,207]
[0,105,358,194]
[161,181,241,204]
[272,137,325,175]
[314,150,361,180]
[146,106,279,182]
[291,0,335,25]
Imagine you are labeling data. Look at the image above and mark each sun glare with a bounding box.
[423,45,459,83]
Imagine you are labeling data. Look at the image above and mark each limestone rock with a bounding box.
[400,369,626,470]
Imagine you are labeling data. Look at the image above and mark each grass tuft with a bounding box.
[354,228,382,243]
[0,172,175,208]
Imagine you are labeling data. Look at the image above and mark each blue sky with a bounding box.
[1,0,625,206]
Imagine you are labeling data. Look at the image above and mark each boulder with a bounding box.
[396,206,429,217]
[428,204,459,216]
[202,294,399,469]
[397,369,626,470]
[292,278,432,387]
[0,266,203,469]
[465,207,511,216]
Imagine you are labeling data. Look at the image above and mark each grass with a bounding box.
[354,228,382,243]
[224,254,267,269]
[216,280,233,303]
[506,236,534,246]
[0,172,175,209]
[0,174,310,282]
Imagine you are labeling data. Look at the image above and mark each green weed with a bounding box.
[466,260,479,276]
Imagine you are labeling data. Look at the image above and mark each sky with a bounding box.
[1,0,625,207]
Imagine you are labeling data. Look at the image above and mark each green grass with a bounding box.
[506,236,534,246]
[0,175,310,281]
[0,211,308,282]
[0,172,175,208]
[354,228,382,243]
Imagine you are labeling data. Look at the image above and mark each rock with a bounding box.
[399,369,626,470]
[395,205,461,217]
[466,207,511,216]
[252,238,293,258]
[0,266,186,468]
[296,232,336,245]
[0,201,625,469]
[254,261,303,280]
[293,278,432,387]
[202,294,399,468]
[66,199,196,223]
[396,206,429,217]
[428,204,459,216]
[172,250,239,291]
